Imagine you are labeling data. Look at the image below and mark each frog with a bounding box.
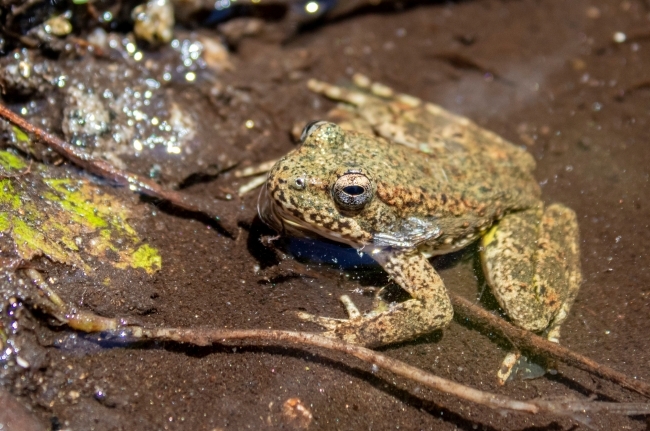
[257,74,582,381]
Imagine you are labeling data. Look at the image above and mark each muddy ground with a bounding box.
[2,0,650,430]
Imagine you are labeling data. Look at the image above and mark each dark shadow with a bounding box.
[139,194,238,239]
[245,216,285,269]
[293,1,459,38]
[376,329,445,350]
[432,243,476,271]
[544,373,621,401]
[177,163,236,190]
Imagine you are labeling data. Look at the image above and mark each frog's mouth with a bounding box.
[257,183,286,234]
[257,183,366,248]
[257,183,278,227]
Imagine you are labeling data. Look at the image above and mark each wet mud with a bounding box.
[1,0,650,429]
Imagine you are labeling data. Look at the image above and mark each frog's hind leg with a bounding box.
[297,249,454,347]
[309,75,504,154]
[480,204,582,383]
[297,295,362,330]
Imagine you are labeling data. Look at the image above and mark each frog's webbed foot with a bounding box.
[297,249,454,347]
[481,204,582,384]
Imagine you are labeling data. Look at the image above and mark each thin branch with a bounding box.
[0,102,238,235]
[450,294,650,398]
[22,270,650,423]
[267,254,650,399]
[116,325,650,422]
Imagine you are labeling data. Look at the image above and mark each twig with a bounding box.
[268,254,650,398]
[5,0,43,28]
[0,103,238,235]
[21,270,650,423]
[115,326,650,421]
[450,294,650,398]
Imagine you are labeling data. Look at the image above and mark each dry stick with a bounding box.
[450,294,650,398]
[125,326,650,420]
[0,103,238,235]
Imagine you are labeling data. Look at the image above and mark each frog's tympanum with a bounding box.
[258,75,581,379]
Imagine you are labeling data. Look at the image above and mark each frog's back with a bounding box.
[365,102,541,218]
[419,118,539,204]
[345,87,540,210]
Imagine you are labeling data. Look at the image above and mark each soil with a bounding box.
[2,0,650,430]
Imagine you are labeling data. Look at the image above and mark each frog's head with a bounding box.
[258,121,376,247]
[258,121,442,249]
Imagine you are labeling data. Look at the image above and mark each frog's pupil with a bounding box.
[343,185,365,196]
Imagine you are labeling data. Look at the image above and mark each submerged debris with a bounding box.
[132,0,175,45]
[281,397,313,430]
[0,47,228,183]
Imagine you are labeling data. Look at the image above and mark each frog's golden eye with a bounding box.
[332,172,373,211]
[300,120,329,142]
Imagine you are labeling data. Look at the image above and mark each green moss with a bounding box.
[0,179,21,210]
[0,150,161,275]
[10,126,30,145]
[11,217,89,271]
[0,150,27,171]
[127,244,162,274]
[44,179,109,230]
[0,212,10,232]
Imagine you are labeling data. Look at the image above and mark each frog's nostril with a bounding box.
[292,177,306,190]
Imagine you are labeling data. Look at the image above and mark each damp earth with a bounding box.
[0,0,649,430]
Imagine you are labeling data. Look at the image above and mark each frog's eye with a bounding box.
[300,120,329,142]
[332,172,373,211]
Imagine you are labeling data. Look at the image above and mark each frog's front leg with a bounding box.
[298,249,453,347]
[481,204,582,383]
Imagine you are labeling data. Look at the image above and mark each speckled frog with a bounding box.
[258,75,581,379]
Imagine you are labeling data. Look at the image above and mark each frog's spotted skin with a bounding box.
[259,75,581,376]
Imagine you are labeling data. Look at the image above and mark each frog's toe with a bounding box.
[351,74,423,108]
[496,351,521,385]
[307,79,369,107]
[339,294,362,319]
[497,351,549,385]
[351,74,394,98]
[296,311,347,331]
[297,295,363,330]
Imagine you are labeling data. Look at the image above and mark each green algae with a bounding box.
[0,149,161,274]
[0,149,27,171]
[121,244,162,272]
[10,126,30,144]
